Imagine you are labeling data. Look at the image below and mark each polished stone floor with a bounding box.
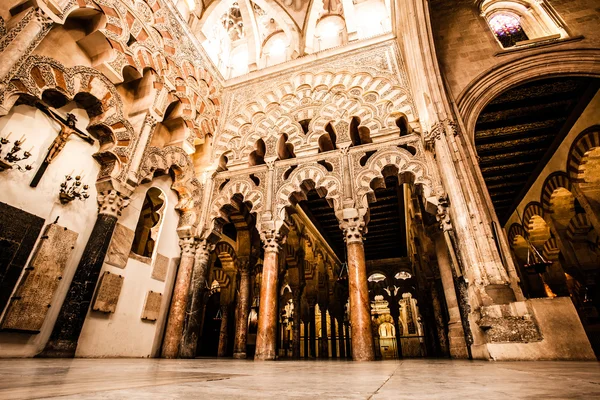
[0,358,598,399]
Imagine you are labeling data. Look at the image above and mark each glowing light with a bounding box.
[184,0,196,11]
[368,273,386,282]
[489,13,521,36]
[269,38,286,56]
[395,271,412,280]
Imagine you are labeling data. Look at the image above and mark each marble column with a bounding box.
[337,317,346,358]
[179,239,214,358]
[434,232,469,358]
[431,282,449,357]
[233,260,252,359]
[330,315,337,358]
[217,304,229,357]
[291,287,304,359]
[254,229,284,361]
[319,305,329,358]
[340,211,375,361]
[308,301,317,358]
[344,321,351,357]
[162,236,196,358]
[40,190,128,358]
[303,321,309,359]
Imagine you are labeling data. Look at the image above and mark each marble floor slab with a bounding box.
[0,358,598,399]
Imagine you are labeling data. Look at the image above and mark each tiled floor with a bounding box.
[0,358,598,399]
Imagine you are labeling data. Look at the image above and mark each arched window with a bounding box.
[131,187,166,258]
[488,13,528,48]
[481,0,567,49]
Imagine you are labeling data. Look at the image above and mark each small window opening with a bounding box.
[131,187,165,258]
[488,13,529,48]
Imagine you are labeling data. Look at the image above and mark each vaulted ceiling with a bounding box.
[474,77,600,223]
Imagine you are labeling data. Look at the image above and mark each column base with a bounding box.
[254,351,277,361]
[232,352,247,359]
[475,297,596,360]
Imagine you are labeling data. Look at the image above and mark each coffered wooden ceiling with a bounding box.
[475,77,599,223]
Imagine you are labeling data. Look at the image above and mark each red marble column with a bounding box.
[341,212,375,361]
[255,229,284,361]
[217,304,229,357]
[291,286,304,359]
[162,236,196,358]
[233,260,252,359]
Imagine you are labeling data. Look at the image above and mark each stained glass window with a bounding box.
[489,13,529,48]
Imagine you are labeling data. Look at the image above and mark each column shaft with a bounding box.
[162,237,196,358]
[309,305,317,357]
[331,315,337,358]
[319,306,329,358]
[338,317,346,358]
[233,269,252,359]
[303,321,309,359]
[217,304,229,357]
[347,241,375,361]
[291,291,302,359]
[254,250,280,360]
[435,233,469,358]
[344,322,351,357]
[180,243,212,358]
[40,190,128,357]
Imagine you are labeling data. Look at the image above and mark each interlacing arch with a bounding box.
[541,172,572,212]
[214,241,238,267]
[566,213,593,241]
[522,202,545,226]
[1,56,133,181]
[139,146,202,218]
[215,71,415,163]
[209,177,264,229]
[275,163,343,220]
[508,223,526,245]
[56,0,221,140]
[354,148,436,209]
[567,125,600,183]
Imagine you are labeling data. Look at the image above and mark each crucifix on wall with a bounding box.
[29,104,95,187]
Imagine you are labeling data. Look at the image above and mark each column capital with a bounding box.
[195,238,215,264]
[238,257,251,274]
[97,190,129,217]
[179,236,196,257]
[259,221,288,253]
[337,208,367,244]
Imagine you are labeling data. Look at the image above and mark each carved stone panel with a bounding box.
[141,290,162,321]
[151,253,169,282]
[105,223,135,269]
[91,271,124,313]
[0,202,45,313]
[1,223,78,332]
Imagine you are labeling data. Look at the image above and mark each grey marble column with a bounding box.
[179,239,214,358]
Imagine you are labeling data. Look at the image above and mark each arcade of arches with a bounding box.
[0,0,599,375]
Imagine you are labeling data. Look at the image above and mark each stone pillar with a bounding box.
[344,321,351,357]
[431,282,449,357]
[40,190,128,357]
[330,315,337,358]
[233,260,252,359]
[303,321,309,359]
[434,232,469,358]
[291,287,304,359]
[217,304,229,357]
[337,317,346,358]
[254,228,284,361]
[162,236,196,358]
[308,301,317,358]
[319,305,329,358]
[179,239,214,358]
[339,209,375,361]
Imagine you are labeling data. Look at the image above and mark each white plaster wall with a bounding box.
[0,104,101,357]
[504,90,600,230]
[76,175,181,358]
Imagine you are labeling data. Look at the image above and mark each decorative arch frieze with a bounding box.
[567,125,600,183]
[215,71,416,166]
[0,55,133,182]
[522,202,545,226]
[214,241,238,266]
[507,223,526,245]
[275,162,343,219]
[540,171,572,212]
[208,177,265,232]
[353,148,438,210]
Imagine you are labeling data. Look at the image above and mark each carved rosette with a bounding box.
[260,229,285,253]
[179,236,196,257]
[340,216,367,244]
[97,190,129,217]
